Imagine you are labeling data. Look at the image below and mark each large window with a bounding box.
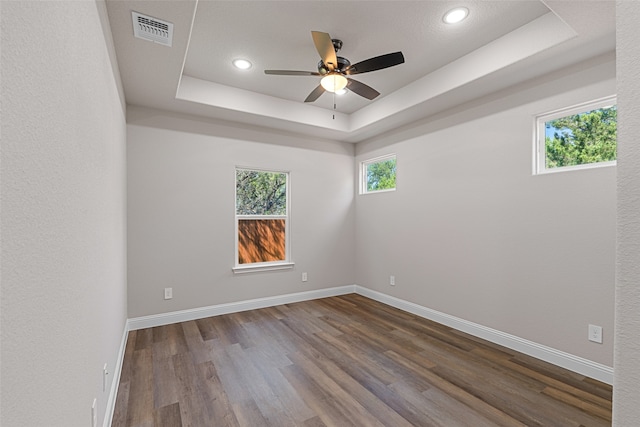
[360,154,397,194]
[234,168,292,272]
[535,96,617,174]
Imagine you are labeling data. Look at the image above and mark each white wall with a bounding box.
[355,58,616,367]
[613,1,640,424]
[126,107,355,318]
[1,1,127,426]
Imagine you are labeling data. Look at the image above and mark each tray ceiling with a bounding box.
[106,1,615,143]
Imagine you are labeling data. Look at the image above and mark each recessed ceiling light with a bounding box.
[443,7,469,24]
[232,59,252,70]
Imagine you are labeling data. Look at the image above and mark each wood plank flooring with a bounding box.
[112,294,612,427]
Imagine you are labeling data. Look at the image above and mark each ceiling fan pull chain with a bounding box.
[333,91,336,120]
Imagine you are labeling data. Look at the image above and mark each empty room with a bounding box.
[2,1,640,426]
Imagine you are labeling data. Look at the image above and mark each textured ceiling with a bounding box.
[106,0,616,143]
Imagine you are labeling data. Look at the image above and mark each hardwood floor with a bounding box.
[112,294,612,427]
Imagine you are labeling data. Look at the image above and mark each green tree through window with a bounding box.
[545,105,617,169]
[364,156,396,193]
[236,170,286,215]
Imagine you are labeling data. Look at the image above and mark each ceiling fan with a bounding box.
[264,31,405,103]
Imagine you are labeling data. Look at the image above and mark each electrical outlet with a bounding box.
[302,272,308,282]
[103,364,109,392]
[390,275,395,286]
[91,398,97,427]
[164,287,173,300]
[588,324,603,343]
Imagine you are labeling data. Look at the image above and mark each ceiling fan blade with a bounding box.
[346,78,380,100]
[304,85,325,103]
[311,31,338,71]
[345,52,405,75]
[264,70,321,76]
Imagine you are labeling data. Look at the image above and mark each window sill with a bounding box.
[536,160,616,175]
[232,262,295,274]
[360,188,396,195]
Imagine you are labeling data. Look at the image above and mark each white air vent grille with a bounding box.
[132,11,173,47]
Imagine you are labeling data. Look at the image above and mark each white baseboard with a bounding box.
[354,285,614,385]
[128,285,356,330]
[103,320,130,427]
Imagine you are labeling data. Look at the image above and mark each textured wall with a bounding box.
[355,59,616,367]
[126,107,355,318]
[1,1,127,426]
[613,1,640,424]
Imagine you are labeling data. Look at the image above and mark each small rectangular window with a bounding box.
[360,154,397,194]
[234,168,292,272]
[534,96,617,174]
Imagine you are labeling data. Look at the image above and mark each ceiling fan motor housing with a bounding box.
[317,56,351,75]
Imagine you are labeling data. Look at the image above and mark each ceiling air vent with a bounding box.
[132,11,173,47]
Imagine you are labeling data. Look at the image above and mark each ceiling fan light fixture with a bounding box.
[232,59,252,70]
[320,74,348,93]
[335,88,347,95]
[443,7,469,24]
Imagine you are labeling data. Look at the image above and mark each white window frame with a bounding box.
[534,95,617,175]
[233,167,293,274]
[360,153,397,195]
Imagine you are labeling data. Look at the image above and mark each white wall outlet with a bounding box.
[103,363,109,392]
[91,398,97,427]
[302,272,308,282]
[164,287,173,300]
[588,324,603,343]
[390,275,395,286]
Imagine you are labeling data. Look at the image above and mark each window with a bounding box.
[234,168,292,273]
[360,154,397,194]
[535,96,617,174]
